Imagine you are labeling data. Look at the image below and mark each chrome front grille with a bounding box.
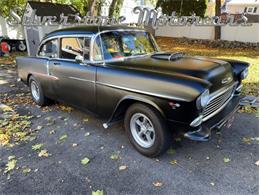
[202,84,236,121]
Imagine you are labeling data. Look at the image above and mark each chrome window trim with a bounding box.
[37,29,156,65]
[37,34,94,61]
[37,38,59,59]
[90,29,158,63]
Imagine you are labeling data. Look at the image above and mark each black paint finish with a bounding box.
[16,26,249,132]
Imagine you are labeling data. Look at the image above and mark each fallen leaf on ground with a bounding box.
[4,159,17,173]
[22,167,31,174]
[153,181,163,187]
[169,160,178,165]
[223,157,231,163]
[49,130,56,135]
[242,137,251,144]
[58,105,73,112]
[92,190,104,195]
[72,143,78,147]
[110,153,119,160]
[8,155,16,160]
[0,134,10,146]
[119,165,127,171]
[59,134,68,141]
[85,132,90,137]
[36,126,43,130]
[38,149,49,157]
[83,118,89,123]
[81,157,90,165]
[210,182,215,186]
[32,143,43,151]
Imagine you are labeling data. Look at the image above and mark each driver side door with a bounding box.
[49,36,97,113]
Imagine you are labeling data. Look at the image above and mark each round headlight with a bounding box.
[197,89,210,109]
[240,68,249,80]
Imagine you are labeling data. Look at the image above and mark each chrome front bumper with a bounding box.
[184,95,257,142]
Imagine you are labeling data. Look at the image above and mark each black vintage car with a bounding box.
[16,25,249,157]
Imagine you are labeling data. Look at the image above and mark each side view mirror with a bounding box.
[75,55,84,64]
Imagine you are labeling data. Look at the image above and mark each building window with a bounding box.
[245,7,257,14]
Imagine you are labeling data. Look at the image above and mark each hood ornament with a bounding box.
[221,76,233,84]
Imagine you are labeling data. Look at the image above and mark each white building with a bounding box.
[0,16,24,39]
[101,0,155,24]
[225,0,259,14]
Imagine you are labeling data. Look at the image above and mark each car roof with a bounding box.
[44,25,145,40]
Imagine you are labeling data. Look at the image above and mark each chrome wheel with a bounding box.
[18,42,26,51]
[130,113,155,148]
[31,81,40,102]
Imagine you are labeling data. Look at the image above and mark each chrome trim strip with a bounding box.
[202,94,234,122]
[208,82,237,103]
[32,72,59,80]
[96,81,187,102]
[202,82,237,122]
[236,83,243,91]
[69,76,95,83]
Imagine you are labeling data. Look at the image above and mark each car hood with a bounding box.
[107,55,234,92]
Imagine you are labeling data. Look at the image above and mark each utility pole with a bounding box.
[215,0,221,40]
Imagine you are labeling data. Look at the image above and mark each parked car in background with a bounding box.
[16,26,249,157]
[0,36,27,53]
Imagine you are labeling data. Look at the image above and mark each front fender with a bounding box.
[220,59,250,79]
[103,95,166,128]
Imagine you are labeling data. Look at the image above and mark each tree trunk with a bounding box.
[108,0,118,17]
[115,0,124,18]
[87,0,97,15]
[215,0,221,40]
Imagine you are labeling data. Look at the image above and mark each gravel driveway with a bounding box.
[0,65,258,195]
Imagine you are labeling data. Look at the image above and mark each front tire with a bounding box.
[124,103,171,157]
[29,76,50,106]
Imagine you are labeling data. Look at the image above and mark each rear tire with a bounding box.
[16,41,27,52]
[124,103,172,157]
[29,76,51,106]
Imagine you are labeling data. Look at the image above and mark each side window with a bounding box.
[93,36,103,61]
[60,37,91,60]
[38,39,58,58]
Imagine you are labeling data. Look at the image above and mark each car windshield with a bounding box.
[96,31,158,60]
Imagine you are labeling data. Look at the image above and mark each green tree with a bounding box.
[108,0,124,18]
[156,0,207,17]
[56,0,105,16]
[0,0,26,17]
